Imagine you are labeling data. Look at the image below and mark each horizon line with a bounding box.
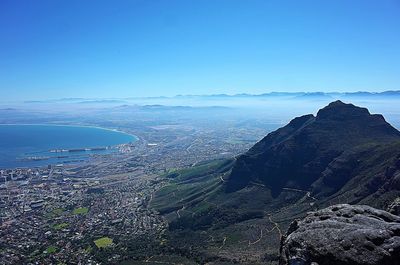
[20,89,400,102]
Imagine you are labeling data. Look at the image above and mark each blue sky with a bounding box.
[0,0,399,100]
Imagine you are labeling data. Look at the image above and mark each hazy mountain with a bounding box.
[16,90,400,105]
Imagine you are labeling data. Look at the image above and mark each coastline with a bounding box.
[0,123,139,142]
[0,124,139,169]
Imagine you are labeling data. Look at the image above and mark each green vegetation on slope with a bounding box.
[152,158,267,230]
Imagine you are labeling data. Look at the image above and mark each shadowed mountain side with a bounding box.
[226,101,400,197]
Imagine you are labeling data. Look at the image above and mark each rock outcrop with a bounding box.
[279,204,400,265]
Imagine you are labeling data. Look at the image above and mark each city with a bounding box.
[0,112,265,264]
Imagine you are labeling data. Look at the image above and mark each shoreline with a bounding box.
[0,124,139,170]
[0,123,139,141]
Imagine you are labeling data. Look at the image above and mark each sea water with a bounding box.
[0,124,137,168]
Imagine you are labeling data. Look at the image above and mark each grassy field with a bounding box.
[53,222,69,230]
[94,237,113,248]
[44,246,57,254]
[72,207,89,215]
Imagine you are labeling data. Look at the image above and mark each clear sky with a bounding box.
[1,0,399,100]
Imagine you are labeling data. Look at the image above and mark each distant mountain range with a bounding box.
[173,90,400,99]
[151,101,400,264]
[20,90,400,104]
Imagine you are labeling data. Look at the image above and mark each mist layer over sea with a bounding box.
[0,124,136,168]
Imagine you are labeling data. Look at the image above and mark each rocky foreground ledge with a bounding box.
[279,204,400,265]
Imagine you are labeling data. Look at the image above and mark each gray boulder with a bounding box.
[279,204,400,265]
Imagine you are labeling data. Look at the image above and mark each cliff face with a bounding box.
[226,101,400,197]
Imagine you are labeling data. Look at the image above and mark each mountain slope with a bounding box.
[226,100,400,197]
[150,101,400,264]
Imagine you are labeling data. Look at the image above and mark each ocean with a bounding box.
[0,124,137,168]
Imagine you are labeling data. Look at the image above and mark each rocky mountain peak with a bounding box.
[226,101,400,195]
[316,100,371,120]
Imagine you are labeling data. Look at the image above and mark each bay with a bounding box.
[0,124,137,168]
